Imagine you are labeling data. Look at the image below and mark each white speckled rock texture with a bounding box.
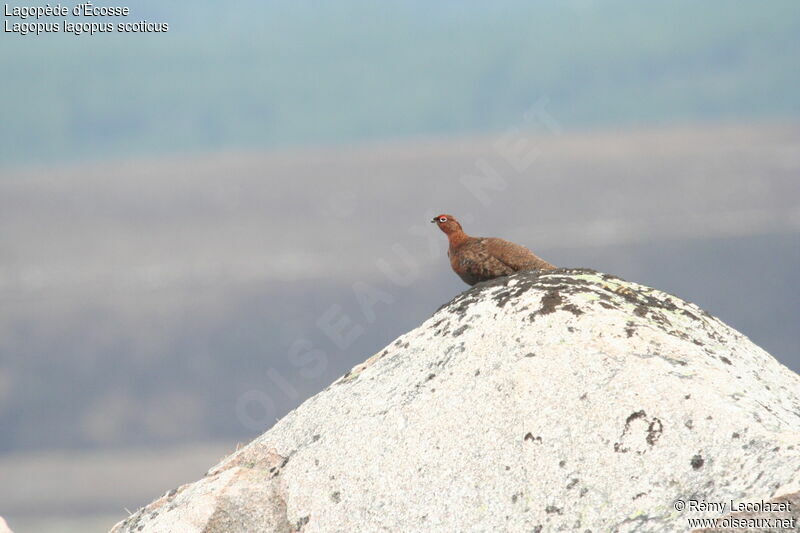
[111,269,800,533]
[0,517,14,533]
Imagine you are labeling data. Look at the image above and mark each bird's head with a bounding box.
[431,214,463,234]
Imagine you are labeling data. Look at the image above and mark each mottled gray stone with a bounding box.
[111,269,800,533]
[0,517,14,533]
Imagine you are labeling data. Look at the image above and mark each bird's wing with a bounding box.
[485,238,555,271]
[453,239,515,283]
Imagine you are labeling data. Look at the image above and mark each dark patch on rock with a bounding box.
[492,283,531,308]
[681,309,701,322]
[626,410,647,424]
[633,351,687,367]
[691,454,705,469]
[524,352,536,358]
[295,515,310,530]
[434,269,602,318]
[452,325,470,337]
[561,304,584,316]
[567,478,579,490]
[524,432,542,443]
[648,310,672,328]
[614,410,662,453]
[646,418,663,446]
[545,505,563,515]
[540,290,563,315]
[434,268,716,346]
[719,356,732,365]
[433,321,451,336]
[330,491,341,503]
[266,454,293,479]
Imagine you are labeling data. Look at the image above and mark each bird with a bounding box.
[431,214,555,285]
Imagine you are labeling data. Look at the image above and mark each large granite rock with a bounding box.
[112,269,800,532]
[0,517,13,533]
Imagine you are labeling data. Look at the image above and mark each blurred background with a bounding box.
[1,1,799,531]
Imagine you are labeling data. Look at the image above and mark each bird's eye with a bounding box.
[439,217,447,222]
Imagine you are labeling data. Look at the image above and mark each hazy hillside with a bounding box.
[0,441,235,533]
[2,0,799,167]
[1,123,798,456]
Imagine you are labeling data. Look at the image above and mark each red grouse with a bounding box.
[432,214,555,285]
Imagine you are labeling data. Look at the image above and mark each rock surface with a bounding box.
[111,269,800,533]
[693,490,800,532]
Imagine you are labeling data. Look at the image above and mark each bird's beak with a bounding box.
[430,217,438,223]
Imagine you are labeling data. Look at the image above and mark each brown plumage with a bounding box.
[432,214,555,285]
